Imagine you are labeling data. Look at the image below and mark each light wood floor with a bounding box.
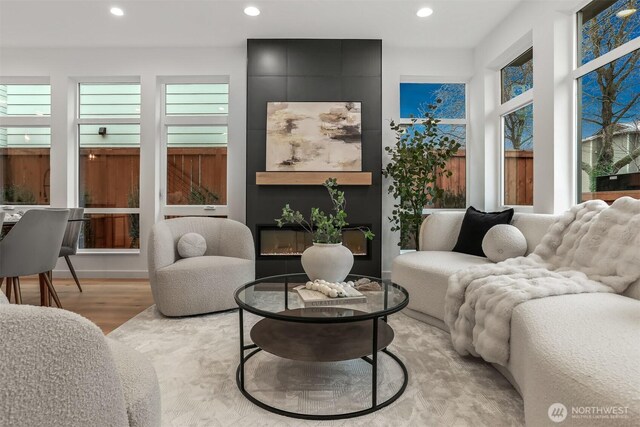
[2,277,154,334]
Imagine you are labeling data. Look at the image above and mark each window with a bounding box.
[0,83,51,206]
[399,82,467,209]
[501,48,533,103]
[77,82,140,250]
[161,80,229,217]
[500,50,534,206]
[577,1,640,204]
[578,0,640,65]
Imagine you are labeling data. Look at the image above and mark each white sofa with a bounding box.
[392,212,640,426]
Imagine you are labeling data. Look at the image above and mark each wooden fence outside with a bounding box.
[437,150,466,194]
[431,149,534,207]
[1,147,227,248]
[503,150,533,206]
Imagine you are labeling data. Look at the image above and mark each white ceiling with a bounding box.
[0,0,526,49]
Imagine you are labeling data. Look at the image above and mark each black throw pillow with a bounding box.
[452,206,514,257]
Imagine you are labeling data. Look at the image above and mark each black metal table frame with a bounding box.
[234,273,409,421]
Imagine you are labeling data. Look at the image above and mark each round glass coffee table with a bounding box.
[234,273,409,420]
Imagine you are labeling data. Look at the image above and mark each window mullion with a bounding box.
[163,115,227,126]
[76,117,140,126]
[0,117,51,127]
[498,90,533,117]
[573,37,640,79]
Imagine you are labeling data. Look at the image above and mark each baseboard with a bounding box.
[52,270,149,279]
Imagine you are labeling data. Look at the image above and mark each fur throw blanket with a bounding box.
[444,197,640,366]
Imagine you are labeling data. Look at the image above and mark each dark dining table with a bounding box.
[1,217,89,238]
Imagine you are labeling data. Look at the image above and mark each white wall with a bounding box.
[469,1,579,214]
[0,47,246,278]
[381,46,474,273]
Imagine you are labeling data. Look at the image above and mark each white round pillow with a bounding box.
[177,233,207,258]
[482,224,527,262]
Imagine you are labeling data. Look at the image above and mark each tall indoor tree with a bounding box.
[384,101,461,250]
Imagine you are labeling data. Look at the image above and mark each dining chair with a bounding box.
[59,208,85,292]
[0,209,70,307]
[0,212,4,291]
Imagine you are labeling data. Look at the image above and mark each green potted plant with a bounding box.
[276,178,374,282]
[2,184,37,205]
[383,100,461,250]
[127,185,140,249]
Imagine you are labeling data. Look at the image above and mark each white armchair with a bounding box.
[147,217,255,317]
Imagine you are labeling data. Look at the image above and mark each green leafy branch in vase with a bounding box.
[383,99,461,250]
[275,178,374,244]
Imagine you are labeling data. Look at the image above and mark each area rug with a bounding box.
[109,307,524,426]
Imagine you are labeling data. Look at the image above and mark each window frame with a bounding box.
[497,48,534,209]
[0,77,52,211]
[159,75,230,218]
[398,77,471,214]
[574,1,640,204]
[74,77,141,253]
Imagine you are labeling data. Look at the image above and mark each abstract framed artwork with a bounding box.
[266,102,362,171]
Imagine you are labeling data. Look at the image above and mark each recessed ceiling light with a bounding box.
[110,7,124,17]
[244,6,260,17]
[416,7,433,18]
[616,8,637,18]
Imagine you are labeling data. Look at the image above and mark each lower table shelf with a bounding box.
[250,311,393,362]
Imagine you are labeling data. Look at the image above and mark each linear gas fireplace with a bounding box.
[257,225,371,259]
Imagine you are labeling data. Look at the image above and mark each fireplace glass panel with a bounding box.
[259,227,369,257]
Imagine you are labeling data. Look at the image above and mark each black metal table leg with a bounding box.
[239,308,245,390]
[372,317,378,408]
[284,278,289,310]
[383,282,388,323]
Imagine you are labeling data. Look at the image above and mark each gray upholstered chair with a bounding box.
[59,207,85,291]
[0,212,4,291]
[0,209,69,307]
[0,293,161,426]
[148,217,255,317]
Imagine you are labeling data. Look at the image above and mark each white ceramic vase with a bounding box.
[301,242,354,283]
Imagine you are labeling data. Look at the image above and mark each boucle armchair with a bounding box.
[148,217,255,317]
[0,293,161,427]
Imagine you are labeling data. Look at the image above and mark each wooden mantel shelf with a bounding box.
[256,171,372,186]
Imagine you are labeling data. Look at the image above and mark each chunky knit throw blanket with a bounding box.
[444,197,640,366]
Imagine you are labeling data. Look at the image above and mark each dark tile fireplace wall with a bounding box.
[246,39,382,278]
